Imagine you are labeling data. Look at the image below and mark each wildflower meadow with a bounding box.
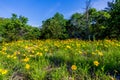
[0,39,120,80]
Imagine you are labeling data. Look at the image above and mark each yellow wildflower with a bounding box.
[11,55,14,58]
[66,45,71,49]
[23,57,30,62]
[2,69,8,75]
[79,51,82,54]
[13,56,17,59]
[2,47,7,51]
[32,50,34,53]
[0,69,8,75]
[0,69,2,72]
[93,61,99,66]
[7,55,11,58]
[98,52,103,56]
[71,65,77,70]
[92,52,96,55]
[25,45,28,49]
[36,52,43,56]
[45,49,48,52]
[23,54,26,56]
[25,64,30,70]
[2,52,7,55]
[13,51,20,55]
[30,54,34,57]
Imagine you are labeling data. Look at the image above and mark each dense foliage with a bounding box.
[105,1,120,39]
[40,1,120,40]
[40,13,68,39]
[0,14,40,42]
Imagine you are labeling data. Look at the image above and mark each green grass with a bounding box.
[0,39,120,80]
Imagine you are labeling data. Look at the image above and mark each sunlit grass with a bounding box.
[0,39,120,80]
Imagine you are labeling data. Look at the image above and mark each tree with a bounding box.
[66,13,86,39]
[106,1,120,39]
[19,15,28,25]
[40,12,68,39]
[85,0,91,40]
[23,25,40,40]
[0,14,40,42]
[89,8,110,39]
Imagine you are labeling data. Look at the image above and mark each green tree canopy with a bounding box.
[106,1,120,39]
[0,14,40,42]
[40,12,68,39]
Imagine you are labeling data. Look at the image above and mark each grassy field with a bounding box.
[0,39,120,80]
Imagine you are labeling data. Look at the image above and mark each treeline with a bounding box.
[0,1,120,42]
[0,14,40,42]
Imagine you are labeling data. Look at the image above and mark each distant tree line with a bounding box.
[0,1,120,42]
[0,14,40,42]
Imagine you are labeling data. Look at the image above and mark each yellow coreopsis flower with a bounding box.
[79,51,82,54]
[45,48,48,52]
[7,55,11,58]
[13,56,17,59]
[29,54,34,57]
[2,69,8,75]
[98,52,103,56]
[25,64,30,70]
[13,51,20,55]
[93,61,99,66]
[71,65,77,70]
[25,45,28,49]
[1,51,7,55]
[36,52,43,56]
[0,69,2,72]
[2,47,7,51]
[0,69,8,75]
[32,50,34,53]
[92,52,96,55]
[66,45,71,49]
[23,57,30,62]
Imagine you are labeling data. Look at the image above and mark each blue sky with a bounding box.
[0,0,112,27]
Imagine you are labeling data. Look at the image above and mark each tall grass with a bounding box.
[0,39,120,80]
